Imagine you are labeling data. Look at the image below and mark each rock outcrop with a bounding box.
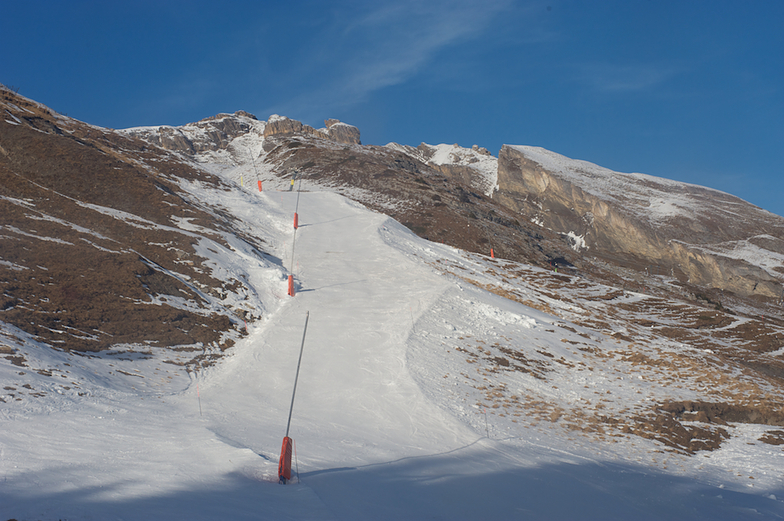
[495,145,784,300]
[125,113,361,158]
[323,119,361,145]
[123,111,261,155]
[263,115,360,145]
[386,142,498,197]
[263,114,314,139]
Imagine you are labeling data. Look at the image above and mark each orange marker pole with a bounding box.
[279,312,310,484]
[288,221,297,297]
[258,180,263,192]
[293,177,302,229]
[278,436,293,483]
[491,248,495,258]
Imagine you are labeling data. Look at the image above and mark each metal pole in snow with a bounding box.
[288,221,298,296]
[289,228,297,274]
[295,177,303,213]
[289,174,302,273]
[197,379,202,416]
[247,146,261,191]
[293,176,303,229]
[285,311,310,438]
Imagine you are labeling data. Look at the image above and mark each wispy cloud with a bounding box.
[575,62,680,94]
[338,1,507,93]
[261,0,515,118]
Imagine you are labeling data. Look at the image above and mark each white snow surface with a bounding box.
[2,166,784,519]
[564,231,588,252]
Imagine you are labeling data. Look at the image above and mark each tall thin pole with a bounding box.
[293,176,303,230]
[294,177,303,213]
[197,376,202,416]
[285,311,310,438]
[289,230,297,273]
[290,175,300,273]
[248,146,261,190]
[288,214,298,296]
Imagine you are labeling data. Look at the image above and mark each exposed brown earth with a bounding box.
[1,88,253,355]
[759,430,784,445]
[661,400,784,427]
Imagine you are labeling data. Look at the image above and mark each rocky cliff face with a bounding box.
[386,142,497,197]
[121,111,264,156]
[495,145,784,302]
[262,115,360,145]
[323,118,362,145]
[122,113,361,159]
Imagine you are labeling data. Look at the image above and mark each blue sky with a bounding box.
[3,0,783,216]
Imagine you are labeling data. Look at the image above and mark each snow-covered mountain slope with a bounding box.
[121,110,784,322]
[0,85,569,359]
[3,177,784,519]
[0,90,289,356]
[3,86,784,519]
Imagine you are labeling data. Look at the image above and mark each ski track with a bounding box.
[2,187,784,520]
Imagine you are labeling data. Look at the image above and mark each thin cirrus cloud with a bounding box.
[576,62,681,94]
[263,0,513,118]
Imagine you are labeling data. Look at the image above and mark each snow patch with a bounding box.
[565,231,588,251]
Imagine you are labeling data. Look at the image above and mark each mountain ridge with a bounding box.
[495,145,784,304]
[2,85,784,520]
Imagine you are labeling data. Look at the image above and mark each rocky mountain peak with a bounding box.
[120,110,264,156]
[385,141,498,197]
[263,115,360,145]
[322,118,361,145]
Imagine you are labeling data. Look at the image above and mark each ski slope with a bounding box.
[2,184,783,520]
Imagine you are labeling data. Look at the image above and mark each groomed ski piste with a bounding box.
[2,170,783,520]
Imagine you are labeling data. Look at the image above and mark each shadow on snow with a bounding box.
[3,447,783,521]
